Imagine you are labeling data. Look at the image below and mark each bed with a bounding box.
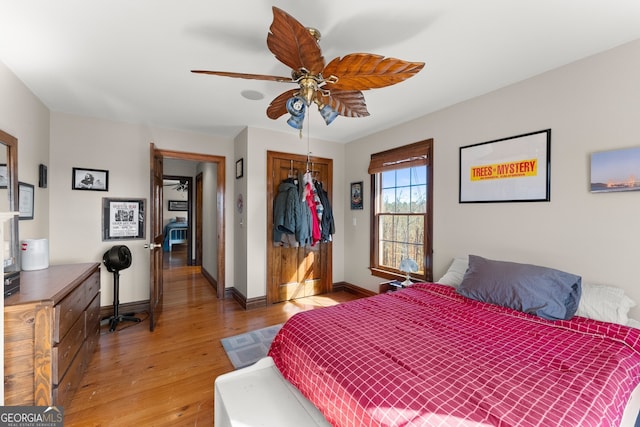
[266,256,640,426]
[162,219,188,251]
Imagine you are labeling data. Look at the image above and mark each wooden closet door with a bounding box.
[267,152,333,304]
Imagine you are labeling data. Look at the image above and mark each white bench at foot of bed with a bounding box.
[214,356,331,427]
[214,356,640,427]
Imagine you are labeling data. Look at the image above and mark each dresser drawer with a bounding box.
[52,314,85,385]
[85,292,101,337]
[53,283,85,343]
[54,341,88,408]
[83,270,100,307]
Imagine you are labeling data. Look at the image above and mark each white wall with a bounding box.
[0,60,50,240]
[233,129,248,296]
[200,161,218,279]
[344,39,640,319]
[48,113,235,307]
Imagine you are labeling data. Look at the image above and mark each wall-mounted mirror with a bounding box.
[0,129,19,274]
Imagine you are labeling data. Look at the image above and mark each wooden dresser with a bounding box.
[4,263,101,406]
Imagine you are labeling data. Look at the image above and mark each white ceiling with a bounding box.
[2,1,640,143]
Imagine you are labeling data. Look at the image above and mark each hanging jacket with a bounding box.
[314,180,335,241]
[273,179,312,246]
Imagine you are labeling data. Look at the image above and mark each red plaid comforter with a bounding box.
[268,283,640,426]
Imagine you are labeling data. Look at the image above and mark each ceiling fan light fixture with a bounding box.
[319,104,338,125]
[286,96,306,129]
[299,76,319,106]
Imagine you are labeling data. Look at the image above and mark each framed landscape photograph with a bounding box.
[73,167,109,191]
[590,146,640,193]
[459,129,551,203]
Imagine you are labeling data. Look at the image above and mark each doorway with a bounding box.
[153,148,226,299]
[163,174,193,267]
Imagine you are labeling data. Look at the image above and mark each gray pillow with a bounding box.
[457,255,582,320]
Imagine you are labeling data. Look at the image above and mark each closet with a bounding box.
[266,151,333,304]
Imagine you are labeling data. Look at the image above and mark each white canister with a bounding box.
[21,238,49,271]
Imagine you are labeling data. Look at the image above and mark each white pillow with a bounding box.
[437,256,468,287]
[626,318,640,329]
[575,282,636,325]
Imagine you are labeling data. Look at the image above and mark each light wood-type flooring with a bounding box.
[63,246,360,425]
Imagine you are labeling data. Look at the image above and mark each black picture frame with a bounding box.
[168,200,188,211]
[18,181,34,220]
[0,164,7,189]
[350,181,363,210]
[459,129,551,203]
[39,164,48,188]
[102,198,146,241]
[73,167,109,191]
[236,158,244,179]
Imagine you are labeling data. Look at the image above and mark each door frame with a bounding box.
[266,150,333,304]
[154,148,226,299]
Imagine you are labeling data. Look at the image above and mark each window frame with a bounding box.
[369,139,433,282]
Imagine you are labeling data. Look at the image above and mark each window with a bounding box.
[369,139,433,281]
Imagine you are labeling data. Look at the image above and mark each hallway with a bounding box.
[63,251,359,425]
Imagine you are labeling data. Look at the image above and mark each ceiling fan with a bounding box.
[192,6,425,130]
[164,179,188,192]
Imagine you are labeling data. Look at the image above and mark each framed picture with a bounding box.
[459,129,551,203]
[168,199,188,211]
[73,167,109,191]
[350,181,363,210]
[590,146,640,193]
[0,164,7,189]
[39,164,48,188]
[19,181,34,220]
[102,198,146,241]
[236,158,244,179]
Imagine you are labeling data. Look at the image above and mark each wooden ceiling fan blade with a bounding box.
[322,53,424,91]
[318,90,370,118]
[191,70,293,83]
[266,6,325,75]
[267,89,298,120]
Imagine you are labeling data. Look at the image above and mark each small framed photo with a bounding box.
[0,164,7,189]
[73,167,109,191]
[39,164,48,188]
[168,200,188,211]
[590,146,640,193]
[350,181,363,210]
[236,158,244,179]
[19,181,34,220]
[102,198,146,241]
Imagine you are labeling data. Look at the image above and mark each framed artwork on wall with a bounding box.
[73,167,109,191]
[590,146,640,193]
[350,181,363,210]
[0,164,7,189]
[19,181,34,220]
[168,200,188,211]
[236,158,244,179]
[459,129,551,203]
[102,198,146,241]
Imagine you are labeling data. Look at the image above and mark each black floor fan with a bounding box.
[103,245,141,332]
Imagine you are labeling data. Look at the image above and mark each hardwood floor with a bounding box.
[63,247,360,426]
